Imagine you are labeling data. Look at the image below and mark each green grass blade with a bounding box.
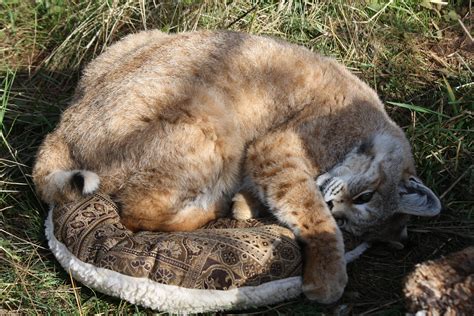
[387,101,450,118]
[1,69,16,133]
[443,76,459,114]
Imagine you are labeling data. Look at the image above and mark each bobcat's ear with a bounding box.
[398,177,441,216]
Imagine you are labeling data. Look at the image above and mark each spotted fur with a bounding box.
[33,30,441,304]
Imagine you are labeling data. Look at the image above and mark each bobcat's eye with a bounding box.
[353,191,374,204]
[336,218,347,227]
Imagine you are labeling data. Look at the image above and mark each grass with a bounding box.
[1,0,472,314]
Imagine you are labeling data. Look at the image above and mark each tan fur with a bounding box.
[33,30,441,304]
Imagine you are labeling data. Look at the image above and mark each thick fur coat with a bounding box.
[33,30,441,303]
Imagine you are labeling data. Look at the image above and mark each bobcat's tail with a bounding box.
[32,132,100,205]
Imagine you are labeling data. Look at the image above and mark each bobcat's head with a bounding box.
[317,132,441,239]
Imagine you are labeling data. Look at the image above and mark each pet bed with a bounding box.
[45,193,368,313]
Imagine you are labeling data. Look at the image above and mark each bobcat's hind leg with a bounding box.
[118,178,229,232]
[245,130,347,304]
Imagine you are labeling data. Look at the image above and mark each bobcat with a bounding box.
[33,30,441,304]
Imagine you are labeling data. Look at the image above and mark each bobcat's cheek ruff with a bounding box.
[46,193,369,313]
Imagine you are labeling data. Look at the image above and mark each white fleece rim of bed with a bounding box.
[45,207,369,313]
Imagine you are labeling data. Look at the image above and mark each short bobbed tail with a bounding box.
[32,132,100,205]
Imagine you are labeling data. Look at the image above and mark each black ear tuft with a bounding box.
[72,172,85,192]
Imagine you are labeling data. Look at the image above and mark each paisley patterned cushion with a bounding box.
[52,193,303,290]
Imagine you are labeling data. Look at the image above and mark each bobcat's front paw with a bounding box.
[302,242,348,304]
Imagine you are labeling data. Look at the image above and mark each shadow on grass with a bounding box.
[1,71,74,249]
